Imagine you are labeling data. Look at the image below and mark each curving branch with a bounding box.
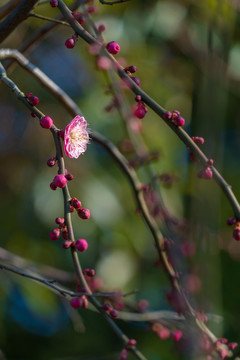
[57,0,240,221]
[0,0,39,44]
[0,61,148,360]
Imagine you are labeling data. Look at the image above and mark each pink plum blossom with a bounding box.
[64,115,89,159]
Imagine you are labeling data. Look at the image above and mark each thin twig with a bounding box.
[28,12,70,26]
[99,0,132,4]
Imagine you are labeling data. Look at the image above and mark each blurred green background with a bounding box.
[0,0,240,359]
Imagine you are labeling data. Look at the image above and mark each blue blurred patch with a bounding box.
[7,285,69,336]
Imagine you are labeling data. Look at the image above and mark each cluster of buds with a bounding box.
[102,302,119,319]
[133,95,148,119]
[118,339,137,360]
[227,219,240,241]
[70,197,91,220]
[197,159,213,180]
[50,171,73,190]
[151,323,183,342]
[164,110,185,127]
[124,65,141,87]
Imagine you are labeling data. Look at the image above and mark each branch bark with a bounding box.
[0,0,38,44]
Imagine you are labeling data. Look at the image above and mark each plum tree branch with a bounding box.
[57,0,240,221]
[0,0,39,44]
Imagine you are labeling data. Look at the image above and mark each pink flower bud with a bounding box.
[126,339,137,349]
[71,197,82,209]
[102,303,111,311]
[98,24,106,33]
[50,182,57,190]
[70,297,83,309]
[192,136,205,145]
[50,228,61,240]
[233,227,240,241]
[83,268,95,277]
[65,173,73,181]
[228,342,238,350]
[131,76,140,86]
[65,38,75,49]
[47,157,56,167]
[54,174,67,188]
[227,217,237,226]
[157,327,170,340]
[76,239,88,252]
[109,309,119,318]
[163,111,172,120]
[197,167,213,180]
[50,0,58,6]
[119,349,129,360]
[106,41,120,55]
[26,94,39,106]
[55,217,65,226]
[174,116,185,127]
[125,65,137,73]
[40,116,53,129]
[77,208,91,219]
[62,240,72,249]
[172,330,183,341]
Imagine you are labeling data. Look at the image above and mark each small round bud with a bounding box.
[54,174,67,188]
[70,297,83,309]
[134,104,147,119]
[40,116,53,129]
[233,228,240,241]
[207,159,214,166]
[50,228,61,240]
[47,157,56,167]
[163,111,172,120]
[106,41,120,55]
[102,303,111,311]
[71,198,82,209]
[119,349,129,360]
[126,339,137,349]
[77,208,91,219]
[50,182,57,190]
[26,94,39,106]
[98,24,106,32]
[197,167,213,180]
[109,309,119,319]
[192,136,205,145]
[62,240,72,249]
[172,110,180,117]
[172,330,183,342]
[125,65,137,73]
[76,239,88,252]
[30,111,36,118]
[55,217,65,226]
[83,268,95,277]
[174,116,185,127]
[131,76,140,86]
[66,173,73,181]
[227,217,237,226]
[65,38,75,49]
[50,0,58,6]
[135,95,141,102]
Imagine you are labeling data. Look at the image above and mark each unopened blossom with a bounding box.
[64,115,89,159]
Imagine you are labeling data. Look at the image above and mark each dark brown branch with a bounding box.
[0,0,20,20]
[0,0,39,44]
